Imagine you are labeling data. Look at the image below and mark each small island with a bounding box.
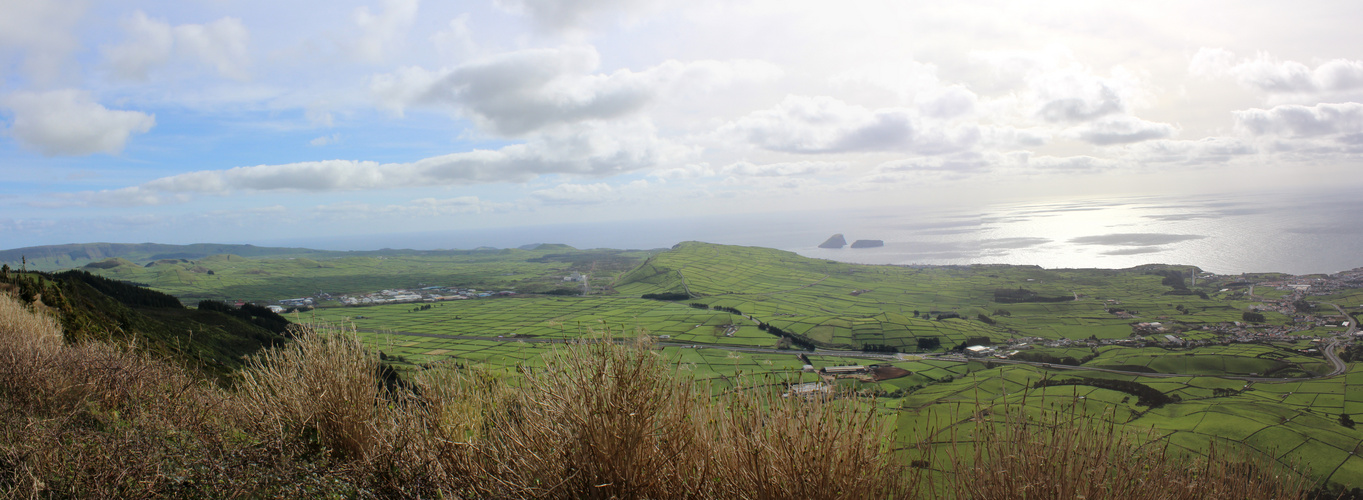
[850,239,884,248]
[818,234,848,249]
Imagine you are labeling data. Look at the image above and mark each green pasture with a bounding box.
[83,247,656,302]
[894,363,1363,489]
[1084,344,1326,376]
[612,242,1294,348]
[149,240,1363,490]
[305,296,792,349]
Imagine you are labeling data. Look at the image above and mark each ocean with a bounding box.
[274,187,1363,276]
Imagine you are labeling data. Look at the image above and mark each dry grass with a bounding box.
[0,297,362,499]
[933,396,1314,500]
[382,334,912,498]
[0,294,1320,499]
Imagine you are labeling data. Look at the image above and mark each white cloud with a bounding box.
[1234,102,1363,138]
[352,0,420,63]
[494,0,667,35]
[531,182,616,205]
[719,160,846,177]
[430,13,476,61]
[1120,137,1255,164]
[1065,115,1177,145]
[973,47,1154,127]
[1022,154,1124,172]
[60,120,679,206]
[979,125,1050,149]
[2,90,156,156]
[1035,82,1123,123]
[312,196,507,218]
[174,17,251,81]
[718,95,978,154]
[0,0,84,84]
[102,12,251,81]
[650,162,715,180]
[854,151,1125,187]
[1190,48,1363,95]
[372,46,779,135]
[916,85,978,119]
[849,154,999,186]
[404,196,506,215]
[309,133,341,146]
[873,155,991,174]
[828,61,946,104]
[306,101,335,127]
[101,12,172,81]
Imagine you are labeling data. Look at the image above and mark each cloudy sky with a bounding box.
[3,0,1363,249]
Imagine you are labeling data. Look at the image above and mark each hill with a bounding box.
[612,241,1223,350]
[0,266,289,380]
[0,242,334,271]
[68,245,657,303]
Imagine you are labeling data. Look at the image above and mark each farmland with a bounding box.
[79,245,656,303]
[78,240,1363,489]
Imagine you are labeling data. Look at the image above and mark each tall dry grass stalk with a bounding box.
[939,396,1313,500]
[236,323,382,460]
[0,295,238,498]
[432,334,913,499]
[704,385,911,499]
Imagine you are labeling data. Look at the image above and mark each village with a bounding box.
[252,286,520,313]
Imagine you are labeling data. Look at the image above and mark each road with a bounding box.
[1320,303,1353,377]
[1326,302,1359,336]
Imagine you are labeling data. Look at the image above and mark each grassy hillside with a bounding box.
[611,242,1248,350]
[0,267,288,380]
[71,245,656,303]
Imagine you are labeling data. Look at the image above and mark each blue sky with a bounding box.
[4,0,1363,249]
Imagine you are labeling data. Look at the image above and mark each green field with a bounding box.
[75,240,1363,489]
[82,245,656,303]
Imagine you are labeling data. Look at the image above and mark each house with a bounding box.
[784,382,831,398]
[822,365,866,374]
[965,345,994,357]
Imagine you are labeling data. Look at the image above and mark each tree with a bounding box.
[1242,311,1266,323]
[1341,413,1356,429]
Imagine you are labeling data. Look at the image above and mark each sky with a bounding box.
[3,0,1363,250]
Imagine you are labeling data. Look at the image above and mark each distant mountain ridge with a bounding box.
[0,243,331,271]
[0,242,592,272]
